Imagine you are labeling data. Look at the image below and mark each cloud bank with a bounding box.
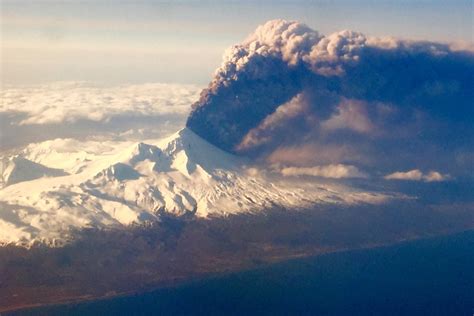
[0,82,201,149]
[1,82,201,125]
[186,19,474,177]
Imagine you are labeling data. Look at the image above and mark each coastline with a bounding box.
[4,229,473,314]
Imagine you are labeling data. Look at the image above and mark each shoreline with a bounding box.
[4,229,472,314]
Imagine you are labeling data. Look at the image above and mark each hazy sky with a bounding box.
[1,0,472,86]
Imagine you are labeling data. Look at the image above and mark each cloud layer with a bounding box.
[0,82,201,149]
[1,82,201,125]
[187,19,474,177]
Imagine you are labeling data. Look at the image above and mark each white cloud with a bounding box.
[384,169,449,182]
[384,169,423,181]
[281,164,367,179]
[423,171,449,182]
[0,82,202,125]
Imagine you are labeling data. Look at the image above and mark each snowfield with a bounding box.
[0,128,391,247]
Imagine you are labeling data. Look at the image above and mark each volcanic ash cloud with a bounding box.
[186,19,474,177]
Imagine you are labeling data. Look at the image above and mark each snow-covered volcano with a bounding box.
[0,128,389,247]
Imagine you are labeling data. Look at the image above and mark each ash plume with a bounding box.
[186,20,474,176]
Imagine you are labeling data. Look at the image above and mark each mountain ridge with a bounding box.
[0,128,391,247]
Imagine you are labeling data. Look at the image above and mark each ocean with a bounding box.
[11,230,474,316]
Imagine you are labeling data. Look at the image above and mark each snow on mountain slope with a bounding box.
[0,156,68,188]
[0,128,391,247]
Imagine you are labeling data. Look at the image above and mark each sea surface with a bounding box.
[11,230,474,316]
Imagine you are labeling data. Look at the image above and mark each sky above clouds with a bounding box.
[1,0,472,85]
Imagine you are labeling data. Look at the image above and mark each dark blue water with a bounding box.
[13,231,474,316]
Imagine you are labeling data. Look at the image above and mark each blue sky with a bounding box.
[1,0,472,85]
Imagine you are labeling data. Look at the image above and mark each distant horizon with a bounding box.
[2,0,472,85]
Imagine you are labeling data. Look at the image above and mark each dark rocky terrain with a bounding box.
[1,201,472,313]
